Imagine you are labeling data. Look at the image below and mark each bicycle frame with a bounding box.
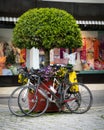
[19,66,79,111]
[37,77,77,110]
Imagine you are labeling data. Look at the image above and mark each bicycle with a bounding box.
[50,65,93,114]
[8,67,47,117]
[63,65,93,114]
[17,65,67,117]
[52,65,93,114]
[18,65,93,117]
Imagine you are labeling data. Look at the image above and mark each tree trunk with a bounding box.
[44,49,50,66]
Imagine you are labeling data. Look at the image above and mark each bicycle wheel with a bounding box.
[8,86,26,116]
[18,85,49,117]
[64,83,93,114]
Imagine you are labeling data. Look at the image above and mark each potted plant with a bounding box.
[12,7,82,112]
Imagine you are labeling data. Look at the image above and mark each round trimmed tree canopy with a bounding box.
[13,8,82,50]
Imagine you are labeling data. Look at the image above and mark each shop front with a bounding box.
[0,0,104,86]
[49,31,104,83]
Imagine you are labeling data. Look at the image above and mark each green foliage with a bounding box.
[13,8,82,50]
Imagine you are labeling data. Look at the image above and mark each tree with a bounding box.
[13,8,82,66]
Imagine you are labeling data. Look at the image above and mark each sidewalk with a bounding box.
[0,84,104,130]
[0,83,104,96]
[0,104,104,130]
[0,86,18,97]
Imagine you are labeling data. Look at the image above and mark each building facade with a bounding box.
[0,0,104,85]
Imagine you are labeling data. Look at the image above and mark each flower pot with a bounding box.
[28,80,59,112]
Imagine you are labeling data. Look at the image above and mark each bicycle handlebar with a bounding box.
[17,65,74,83]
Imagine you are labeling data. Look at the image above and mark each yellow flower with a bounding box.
[55,67,68,78]
[18,73,28,84]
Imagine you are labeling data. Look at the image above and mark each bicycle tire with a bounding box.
[64,82,93,114]
[18,85,49,117]
[8,86,26,116]
[62,92,81,113]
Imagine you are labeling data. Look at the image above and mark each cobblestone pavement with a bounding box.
[0,104,104,130]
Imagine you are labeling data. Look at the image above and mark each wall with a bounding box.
[81,31,98,38]
[0,28,13,42]
[46,0,104,3]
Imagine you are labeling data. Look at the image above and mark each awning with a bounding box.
[0,16,104,25]
[76,20,104,30]
[76,20,104,25]
[0,16,104,30]
[0,17,17,23]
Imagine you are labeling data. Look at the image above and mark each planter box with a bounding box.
[28,81,59,112]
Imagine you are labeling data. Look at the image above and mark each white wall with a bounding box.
[0,28,13,42]
[42,0,104,3]
[30,47,39,69]
[81,31,98,38]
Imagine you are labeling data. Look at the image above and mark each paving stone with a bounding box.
[0,105,104,130]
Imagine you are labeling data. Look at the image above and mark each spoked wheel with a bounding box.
[64,83,93,114]
[64,91,81,112]
[18,86,49,117]
[8,86,26,116]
